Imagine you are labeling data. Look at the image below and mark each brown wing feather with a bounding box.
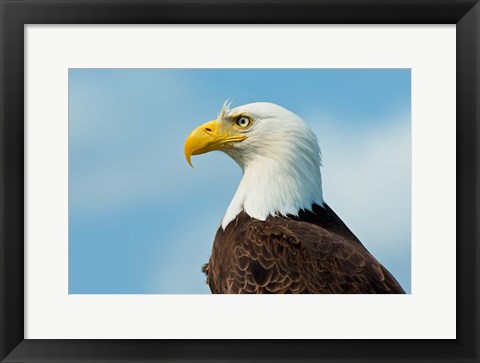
[204,205,405,294]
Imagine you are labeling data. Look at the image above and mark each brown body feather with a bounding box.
[203,204,405,294]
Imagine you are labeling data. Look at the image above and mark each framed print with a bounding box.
[1,0,479,362]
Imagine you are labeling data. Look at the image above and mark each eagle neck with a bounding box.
[221,155,324,229]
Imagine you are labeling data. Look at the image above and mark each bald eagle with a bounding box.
[185,102,405,294]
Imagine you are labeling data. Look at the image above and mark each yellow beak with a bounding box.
[184,120,246,167]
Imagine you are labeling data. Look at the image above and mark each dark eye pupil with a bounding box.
[239,117,248,126]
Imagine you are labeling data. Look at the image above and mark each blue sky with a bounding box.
[69,69,411,294]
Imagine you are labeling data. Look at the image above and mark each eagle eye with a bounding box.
[236,116,251,128]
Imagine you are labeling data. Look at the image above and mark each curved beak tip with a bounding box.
[184,147,194,168]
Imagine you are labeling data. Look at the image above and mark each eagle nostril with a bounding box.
[205,127,212,132]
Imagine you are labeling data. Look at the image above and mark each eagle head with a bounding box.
[185,102,324,229]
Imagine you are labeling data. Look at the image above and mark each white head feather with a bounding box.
[219,102,324,229]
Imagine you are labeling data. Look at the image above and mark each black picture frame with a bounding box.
[1,0,478,362]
